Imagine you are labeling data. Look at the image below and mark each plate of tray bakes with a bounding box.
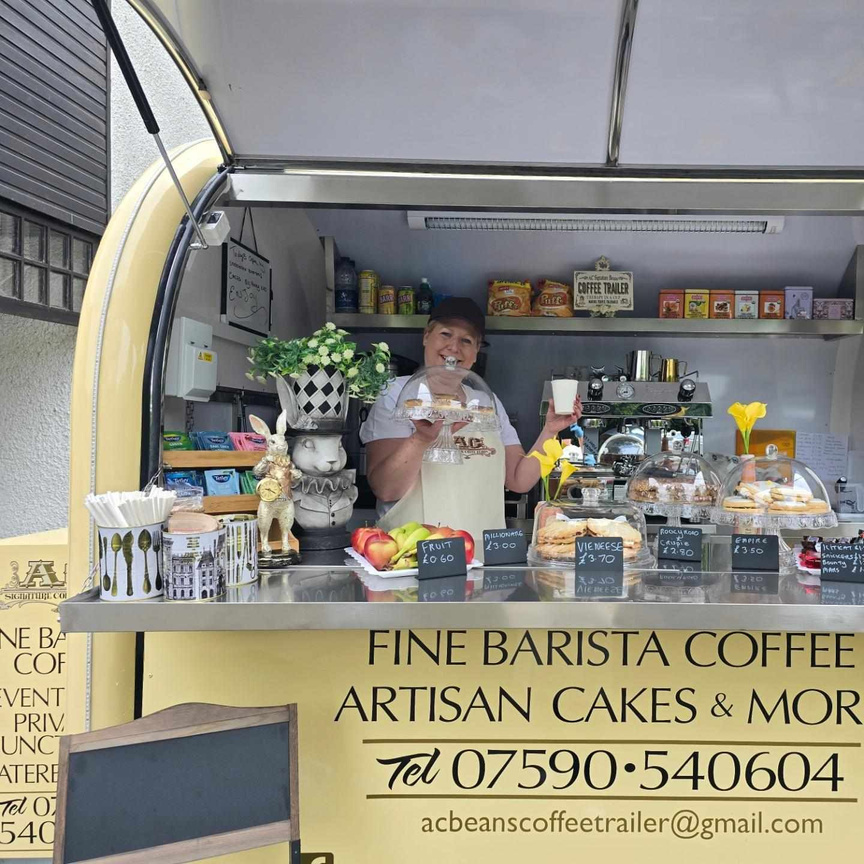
[399,396,498,426]
[529,494,655,569]
[394,362,501,430]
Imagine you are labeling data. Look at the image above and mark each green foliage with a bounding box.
[246,322,392,404]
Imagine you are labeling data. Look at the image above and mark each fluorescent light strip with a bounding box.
[423,217,771,233]
[407,213,784,233]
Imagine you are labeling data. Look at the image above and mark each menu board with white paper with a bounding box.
[795,432,848,490]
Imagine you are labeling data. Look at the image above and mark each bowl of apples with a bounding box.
[346,521,479,577]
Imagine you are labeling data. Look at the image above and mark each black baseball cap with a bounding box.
[427,297,488,346]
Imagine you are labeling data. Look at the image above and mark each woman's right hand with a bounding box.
[412,419,445,443]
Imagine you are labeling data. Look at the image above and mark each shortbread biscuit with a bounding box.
[598,523,642,547]
[535,542,578,560]
[768,499,808,512]
[537,519,588,543]
[770,486,813,503]
[723,495,762,511]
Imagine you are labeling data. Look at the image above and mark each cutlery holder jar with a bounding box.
[97,522,165,601]
[162,528,226,601]
[217,514,259,585]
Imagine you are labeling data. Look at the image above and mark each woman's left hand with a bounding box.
[543,396,583,435]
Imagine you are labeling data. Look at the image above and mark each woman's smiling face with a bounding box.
[423,319,480,368]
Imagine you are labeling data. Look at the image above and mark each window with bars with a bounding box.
[0,203,96,325]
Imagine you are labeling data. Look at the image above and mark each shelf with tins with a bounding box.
[330,313,863,339]
[324,238,864,340]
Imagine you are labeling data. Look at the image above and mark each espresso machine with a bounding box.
[540,355,712,498]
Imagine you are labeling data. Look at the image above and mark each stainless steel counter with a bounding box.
[60,537,864,633]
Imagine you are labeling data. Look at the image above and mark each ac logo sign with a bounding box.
[0,559,67,610]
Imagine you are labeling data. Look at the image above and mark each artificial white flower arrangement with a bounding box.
[247,322,392,403]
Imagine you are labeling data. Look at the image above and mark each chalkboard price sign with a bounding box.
[731,534,780,571]
[820,543,864,582]
[418,573,467,602]
[483,529,527,566]
[657,527,703,562]
[731,571,779,595]
[821,580,864,605]
[574,537,624,596]
[417,537,467,580]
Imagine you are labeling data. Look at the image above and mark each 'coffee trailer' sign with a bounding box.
[574,269,634,313]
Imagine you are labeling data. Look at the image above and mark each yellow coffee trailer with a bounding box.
[20,1,864,861]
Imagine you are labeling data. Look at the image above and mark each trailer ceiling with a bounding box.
[134,0,864,173]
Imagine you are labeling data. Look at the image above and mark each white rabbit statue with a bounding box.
[249,411,302,559]
[291,434,358,531]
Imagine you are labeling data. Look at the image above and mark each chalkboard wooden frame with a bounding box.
[221,238,273,337]
[54,703,299,864]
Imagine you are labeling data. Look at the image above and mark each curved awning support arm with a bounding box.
[89,0,210,248]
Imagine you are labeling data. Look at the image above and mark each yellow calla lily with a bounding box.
[558,460,576,485]
[529,438,572,501]
[528,438,565,479]
[728,401,767,453]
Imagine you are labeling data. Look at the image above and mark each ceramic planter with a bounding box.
[286,366,348,431]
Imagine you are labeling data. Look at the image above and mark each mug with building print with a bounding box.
[217,514,259,585]
[162,527,226,601]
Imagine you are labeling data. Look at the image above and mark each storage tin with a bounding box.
[217,514,259,585]
[760,291,785,319]
[658,290,684,318]
[813,298,855,320]
[734,292,759,319]
[98,522,165,601]
[709,291,734,319]
[784,287,813,319]
[684,291,709,319]
[162,528,226,601]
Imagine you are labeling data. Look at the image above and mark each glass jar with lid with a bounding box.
[711,445,837,529]
[529,487,654,570]
[627,451,722,521]
[394,357,500,464]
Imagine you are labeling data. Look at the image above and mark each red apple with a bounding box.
[432,526,457,538]
[364,536,399,570]
[352,527,382,553]
[452,530,475,563]
[360,530,390,556]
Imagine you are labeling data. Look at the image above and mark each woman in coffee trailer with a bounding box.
[361,297,582,547]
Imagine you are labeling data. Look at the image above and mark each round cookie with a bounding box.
[723,495,762,511]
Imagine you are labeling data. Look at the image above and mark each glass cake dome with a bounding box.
[626,451,722,519]
[711,445,837,529]
[529,487,654,571]
[394,357,500,464]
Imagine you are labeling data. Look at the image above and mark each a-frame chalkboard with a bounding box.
[54,703,299,864]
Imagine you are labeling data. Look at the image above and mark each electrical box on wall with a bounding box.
[165,317,218,402]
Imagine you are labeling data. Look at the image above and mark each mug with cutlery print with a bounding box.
[97,522,165,601]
